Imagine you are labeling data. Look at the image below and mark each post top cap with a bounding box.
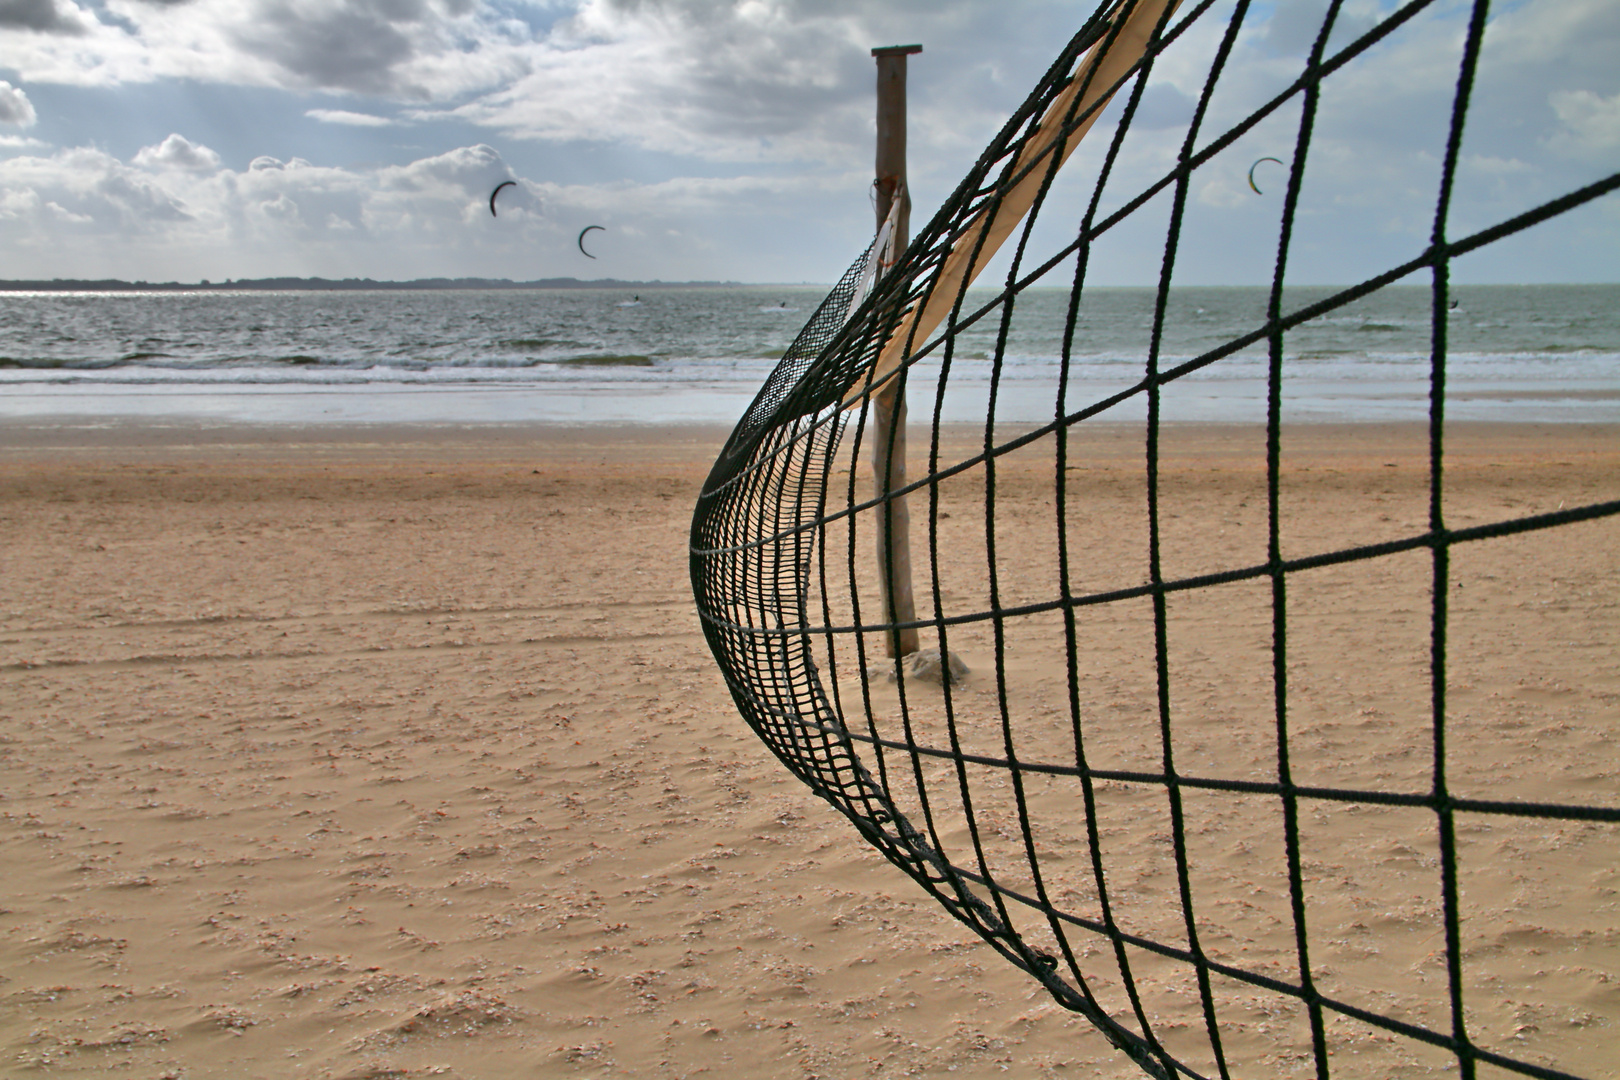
[871,44,923,57]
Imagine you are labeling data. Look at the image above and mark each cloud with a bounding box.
[0,1,1612,283]
[438,0,871,162]
[0,0,1036,164]
[436,0,1079,167]
[1258,0,1380,58]
[1548,89,1620,159]
[0,136,870,280]
[379,141,507,190]
[0,146,193,237]
[2,0,1614,179]
[0,0,92,35]
[132,132,222,171]
[232,0,429,96]
[1131,82,1197,131]
[3,0,531,96]
[0,80,39,126]
[306,107,399,126]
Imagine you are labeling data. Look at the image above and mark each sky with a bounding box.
[0,0,1615,285]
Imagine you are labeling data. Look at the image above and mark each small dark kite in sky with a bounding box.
[489,180,517,216]
[577,225,606,258]
[1248,157,1285,195]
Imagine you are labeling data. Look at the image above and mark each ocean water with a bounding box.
[1,284,1614,426]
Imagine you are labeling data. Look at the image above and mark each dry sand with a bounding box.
[1,420,1615,1080]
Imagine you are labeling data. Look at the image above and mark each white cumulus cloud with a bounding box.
[0,139,856,280]
[306,108,399,126]
[132,133,222,171]
[0,80,38,126]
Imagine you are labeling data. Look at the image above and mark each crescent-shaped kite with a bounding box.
[577,225,606,259]
[1247,157,1285,195]
[489,180,517,216]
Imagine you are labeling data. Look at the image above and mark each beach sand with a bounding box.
[1,420,1615,1079]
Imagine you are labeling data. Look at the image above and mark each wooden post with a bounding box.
[871,44,921,659]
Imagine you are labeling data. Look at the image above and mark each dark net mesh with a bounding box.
[690,0,1618,1076]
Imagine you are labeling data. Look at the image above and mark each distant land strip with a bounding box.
[0,277,744,292]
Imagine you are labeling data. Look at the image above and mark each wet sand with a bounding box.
[1,420,1615,1079]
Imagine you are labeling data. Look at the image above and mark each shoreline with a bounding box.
[0,417,740,456]
[3,383,1613,429]
[3,415,1617,462]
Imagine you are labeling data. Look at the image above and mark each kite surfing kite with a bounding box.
[1247,156,1285,194]
[488,180,517,216]
[577,225,606,259]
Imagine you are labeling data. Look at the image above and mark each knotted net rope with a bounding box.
[690,1,1618,1076]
